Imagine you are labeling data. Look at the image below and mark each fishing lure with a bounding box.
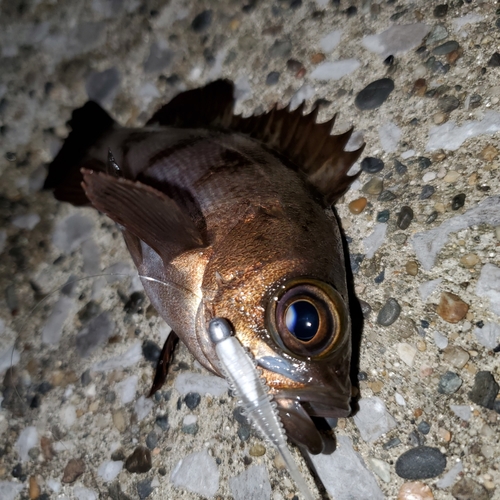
[208,317,314,500]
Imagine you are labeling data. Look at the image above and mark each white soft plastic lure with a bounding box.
[208,317,315,500]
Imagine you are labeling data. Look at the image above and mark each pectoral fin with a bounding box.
[81,169,205,262]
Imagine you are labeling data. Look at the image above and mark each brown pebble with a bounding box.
[460,253,480,268]
[479,144,498,161]
[412,78,427,96]
[249,444,266,457]
[398,481,434,500]
[437,427,452,442]
[436,291,469,323]
[348,197,368,214]
[405,260,419,276]
[452,478,489,500]
[433,112,447,124]
[446,49,461,65]
[40,436,55,461]
[431,150,447,162]
[310,52,325,64]
[29,476,40,500]
[369,380,384,393]
[62,458,86,483]
[414,408,423,418]
[443,345,470,369]
[125,446,152,473]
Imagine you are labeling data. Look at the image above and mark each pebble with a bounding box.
[394,160,408,175]
[155,414,169,431]
[432,41,459,55]
[427,24,448,44]
[442,346,470,369]
[349,197,367,214]
[171,450,220,497]
[433,4,448,17]
[383,437,402,450]
[367,457,391,483]
[362,177,384,195]
[125,446,152,473]
[433,331,448,349]
[142,340,161,363]
[62,458,86,483]
[249,444,266,457]
[124,291,145,314]
[397,206,414,230]
[443,170,460,182]
[377,210,390,223]
[237,424,251,441]
[433,112,447,124]
[422,171,436,182]
[269,39,292,59]
[475,322,500,349]
[468,371,499,409]
[265,71,280,85]
[437,371,462,394]
[452,478,489,500]
[438,95,460,113]
[182,415,199,435]
[378,190,397,202]
[487,52,500,67]
[145,431,158,449]
[479,144,498,161]
[184,392,201,410]
[420,185,435,200]
[137,478,154,499]
[460,253,479,268]
[143,44,173,74]
[450,405,471,421]
[436,461,463,488]
[361,157,384,173]
[436,292,469,323]
[355,78,395,110]
[398,482,434,500]
[395,447,446,480]
[191,10,213,32]
[397,343,417,367]
[353,397,397,442]
[451,193,466,210]
[377,298,401,326]
[406,261,418,276]
[28,476,40,499]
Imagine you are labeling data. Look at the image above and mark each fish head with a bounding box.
[198,207,353,454]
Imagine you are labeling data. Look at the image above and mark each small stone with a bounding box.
[406,261,419,276]
[155,415,169,431]
[142,340,161,363]
[125,446,152,473]
[413,78,427,96]
[367,457,391,483]
[376,209,390,223]
[62,458,86,483]
[265,71,280,86]
[433,112,447,124]
[420,185,435,200]
[286,59,305,77]
[310,53,325,65]
[427,24,448,45]
[468,371,499,409]
[395,447,446,480]
[191,10,212,32]
[394,233,407,245]
[438,95,460,113]
[479,145,498,161]
[362,177,384,195]
[137,479,154,500]
[437,427,451,442]
[355,78,395,110]
[452,478,489,500]
[397,343,417,367]
[398,481,434,500]
[450,405,471,421]
[425,211,438,224]
[145,431,158,450]
[418,157,432,170]
[451,193,466,210]
[124,292,145,314]
[487,52,500,67]
[436,292,469,323]
[378,190,397,202]
[361,157,384,173]
[383,437,401,450]
[184,392,201,410]
[349,197,368,214]
[418,422,431,435]
[113,410,126,432]
[438,371,462,394]
[443,346,470,369]
[433,4,448,17]
[460,253,479,268]
[394,160,408,175]
[397,206,414,230]
[29,475,40,500]
[269,39,292,59]
[443,170,460,182]
[249,444,266,457]
[237,424,251,441]
[377,298,401,326]
[432,41,459,55]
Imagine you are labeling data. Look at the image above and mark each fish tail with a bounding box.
[44,101,115,205]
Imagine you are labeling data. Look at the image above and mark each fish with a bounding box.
[44,79,364,455]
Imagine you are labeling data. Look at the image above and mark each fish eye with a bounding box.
[266,278,349,359]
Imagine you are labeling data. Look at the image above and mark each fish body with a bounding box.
[45,80,363,454]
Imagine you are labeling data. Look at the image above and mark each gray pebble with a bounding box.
[145,431,158,450]
[395,446,446,479]
[397,206,414,230]
[361,157,384,174]
[75,312,114,358]
[155,415,169,431]
[355,78,395,110]
[488,52,500,67]
[438,371,462,394]
[452,478,490,500]
[377,298,401,326]
[408,430,425,447]
[468,371,499,409]
[426,211,438,224]
[143,44,174,74]
[378,190,397,202]
[383,437,401,450]
[359,300,372,318]
[432,41,459,55]
[85,67,120,103]
[233,407,249,425]
[265,71,280,85]
[191,10,213,32]
[427,24,448,45]
[394,159,407,175]
[137,478,154,499]
[182,423,199,435]
[376,210,390,223]
[184,392,201,410]
[269,39,292,59]
[417,157,432,169]
[438,95,460,113]
[393,233,407,245]
[451,193,466,210]
[237,423,251,441]
[418,421,431,435]
[420,185,435,200]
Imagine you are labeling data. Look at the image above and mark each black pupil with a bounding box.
[285,300,320,341]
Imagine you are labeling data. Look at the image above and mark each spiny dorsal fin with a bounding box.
[147,79,364,205]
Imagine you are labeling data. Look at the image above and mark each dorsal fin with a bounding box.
[146,79,364,205]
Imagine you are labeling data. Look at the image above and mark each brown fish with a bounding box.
[44,80,364,455]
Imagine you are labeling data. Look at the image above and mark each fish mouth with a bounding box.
[273,388,351,455]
